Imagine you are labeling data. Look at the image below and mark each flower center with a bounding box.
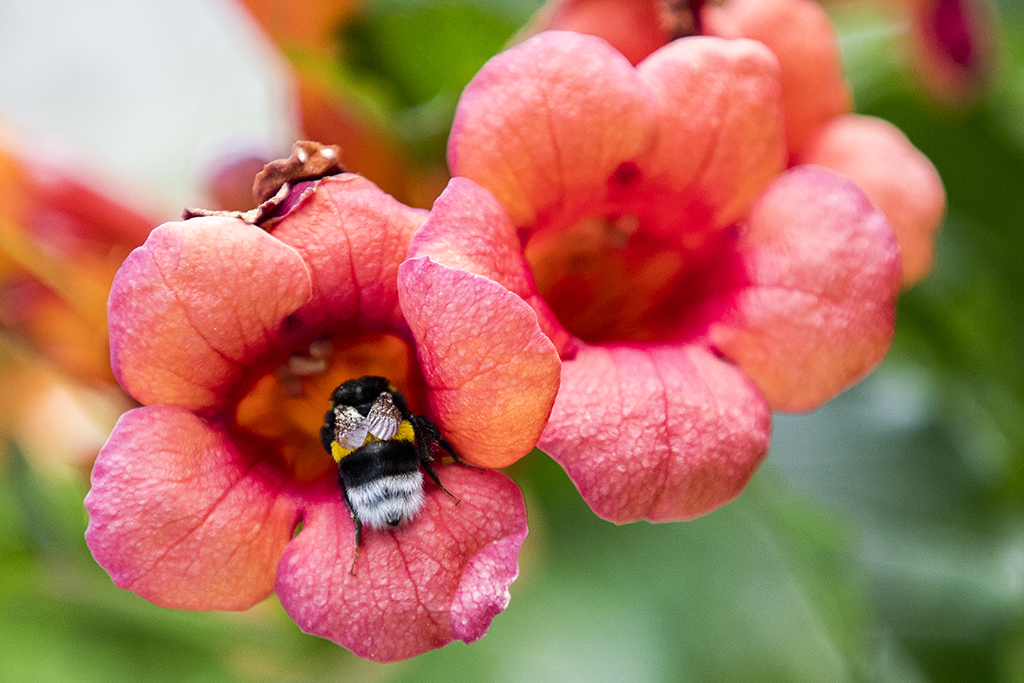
[524,214,740,345]
[233,332,422,481]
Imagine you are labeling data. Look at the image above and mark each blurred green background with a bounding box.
[2,0,1023,681]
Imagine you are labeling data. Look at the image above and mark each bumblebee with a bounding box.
[320,376,464,570]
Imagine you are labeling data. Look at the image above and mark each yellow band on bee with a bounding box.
[332,420,414,463]
[395,420,415,443]
[331,441,352,463]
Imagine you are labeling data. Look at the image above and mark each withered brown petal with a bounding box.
[253,141,345,204]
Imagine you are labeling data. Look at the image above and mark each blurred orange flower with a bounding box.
[0,141,156,387]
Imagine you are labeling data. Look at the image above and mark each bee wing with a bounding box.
[333,405,369,450]
[365,392,402,441]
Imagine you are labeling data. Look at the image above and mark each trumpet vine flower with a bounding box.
[0,143,155,386]
[447,31,902,523]
[85,150,560,661]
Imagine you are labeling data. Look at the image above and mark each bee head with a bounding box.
[330,376,401,415]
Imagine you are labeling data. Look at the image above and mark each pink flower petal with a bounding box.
[409,177,578,357]
[708,165,901,412]
[539,343,771,523]
[84,405,302,610]
[108,217,312,410]
[703,0,852,157]
[269,174,428,337]
[275,465,527,662]
[798,114,946,285]
[399,257,560,468]
[520,0,668,66]
[635,36,786,232]
[408,177,534,297]
[448,31,658,231]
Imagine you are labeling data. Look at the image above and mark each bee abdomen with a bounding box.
[338,439,426,529]
[345,473,426,528]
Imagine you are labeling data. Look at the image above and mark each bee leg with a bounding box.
[436,437,484,472]
[347,514,364,575]
[411,414,483,472]
[341,484,362,575]
[420,458,461,505]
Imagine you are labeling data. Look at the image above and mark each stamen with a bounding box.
[284,339,335,377]
[273,339,336,397]
[308,339,333,360]
[288,354,328,376]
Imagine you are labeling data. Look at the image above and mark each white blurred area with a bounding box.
[0,0,297,219]
[0,0,298,476]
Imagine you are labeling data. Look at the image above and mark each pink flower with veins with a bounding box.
[447,31,901,523]
[523,0,946,286]
[703,0,945,285]
[84,165,560,662]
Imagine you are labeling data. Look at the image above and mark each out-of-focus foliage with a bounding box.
[2,0,1024,681]
[328,0,542,162]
